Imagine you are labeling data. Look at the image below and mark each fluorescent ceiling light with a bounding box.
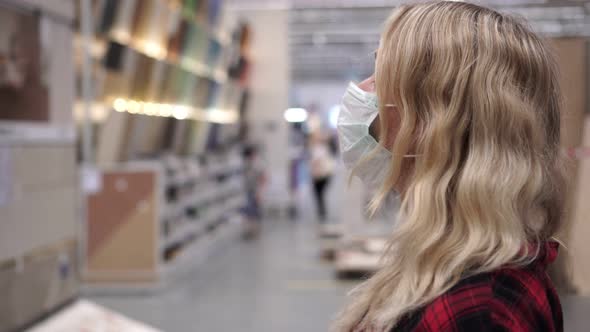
[284,108,308,123]
[172,106,191,120]
[329,105,340,128]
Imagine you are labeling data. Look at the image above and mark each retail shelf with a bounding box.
[109,33,226,84]
[162,215,242,281]
[175,5,230,47]
[0,121,76,145]
[84,149,247,288]
[163,221,200,249]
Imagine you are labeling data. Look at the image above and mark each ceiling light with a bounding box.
[284,108,308,123]
[159,104,173,117]
[173,106,190,120]
[113,98,127,112]
[127,100,141,114]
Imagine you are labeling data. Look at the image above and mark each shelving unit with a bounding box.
[77,0,253,288]
[73,0,250,165]
[84,153,246,286]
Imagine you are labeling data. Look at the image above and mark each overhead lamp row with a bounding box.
[112,98,238,124]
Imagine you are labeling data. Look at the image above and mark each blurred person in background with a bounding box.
[242,144,266,238]
[309,131,336,223]
[334,2,565,331]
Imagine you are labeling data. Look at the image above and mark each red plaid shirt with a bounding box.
[393,242,562,331]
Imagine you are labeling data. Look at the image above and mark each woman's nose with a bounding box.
[358,75,376,93]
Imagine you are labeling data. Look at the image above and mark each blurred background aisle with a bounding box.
[0,0,590,331]
[91,219,353,332]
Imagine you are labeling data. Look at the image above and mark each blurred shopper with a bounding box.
[334,2,565,332]
[309,132,335,222]
[242,145,265,238]
[288,122,308,220]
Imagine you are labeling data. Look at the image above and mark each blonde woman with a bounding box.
[335,2,565,331]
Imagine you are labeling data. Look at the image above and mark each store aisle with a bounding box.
[90,219,357,332]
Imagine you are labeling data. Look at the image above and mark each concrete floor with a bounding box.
[91,220,355,332]
[91,219,590,332]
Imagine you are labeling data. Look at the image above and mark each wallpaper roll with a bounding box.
[145,61,167,101]
[159,64,175,103]
[206,79,220,109]
[208,0,222,28]
[194,77,210,108]
[91,0,106,27]
[136,116,169,156]
[196,0,208,23]
[183,0,199,17]
[160,117,178,152]
[111,0,137,42]
[181,22,207,64]
[97,0,119,36]
[101,70,127,101]
[178,120,198,155]
[164,4,181,60]
[162,66,185,105]
[130,0,151,41]
[130,54,155,101]
[205,123,221,151]
[171,119,189,154]
[96,111,129,165]
[167,19,188,62]
[184,120,202,155]
[179,70,198,106]
[207,38,222,69]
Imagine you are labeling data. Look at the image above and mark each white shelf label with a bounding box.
[81,167,102,195]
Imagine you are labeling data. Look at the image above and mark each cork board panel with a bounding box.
[86,170,158,276]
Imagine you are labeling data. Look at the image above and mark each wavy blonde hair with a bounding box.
[334,2,565,331]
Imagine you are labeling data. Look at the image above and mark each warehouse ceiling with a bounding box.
[227,0,590,81]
